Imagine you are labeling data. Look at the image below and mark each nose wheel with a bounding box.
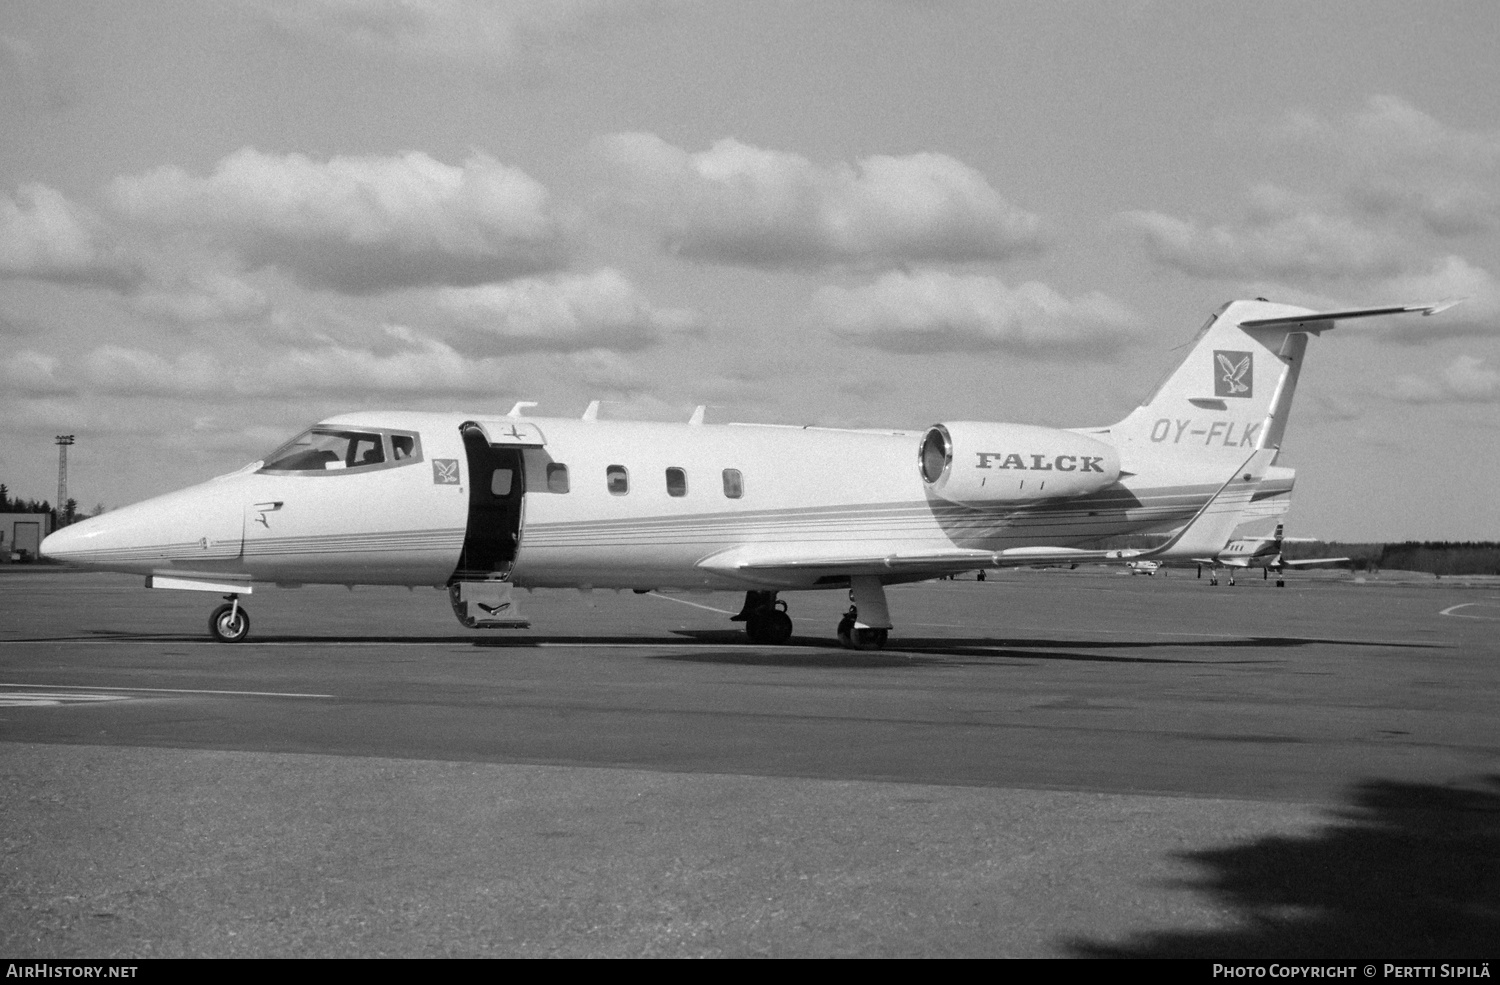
[209,596,250,643]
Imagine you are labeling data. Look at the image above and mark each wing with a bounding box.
[1277,557,1351,568]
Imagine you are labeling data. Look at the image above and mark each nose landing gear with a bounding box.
[209,595,250,643]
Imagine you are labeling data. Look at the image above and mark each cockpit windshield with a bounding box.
[257,427,422,475]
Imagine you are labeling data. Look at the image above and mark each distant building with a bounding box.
[1,512,54,561]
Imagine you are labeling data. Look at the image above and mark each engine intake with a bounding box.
[919,422,1121,506]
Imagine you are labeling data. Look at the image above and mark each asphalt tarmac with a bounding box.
[2,566,1497,957]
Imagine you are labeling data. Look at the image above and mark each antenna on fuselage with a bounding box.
[582,400,601,422]
[506,401,537,418]
[688,405,706,425]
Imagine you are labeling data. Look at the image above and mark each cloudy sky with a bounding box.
[2,0,1497,540]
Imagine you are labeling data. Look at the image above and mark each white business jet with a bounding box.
[41,298,1455,647]
[1197,522,1351,586]
[1124,521,1350,585]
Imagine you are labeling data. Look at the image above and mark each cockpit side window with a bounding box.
[258,427,423,476]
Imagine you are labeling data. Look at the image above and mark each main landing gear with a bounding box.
[836,609,888,650]
[733,577,896,650]
[837,576,893,650]
[731,590,793,644]
[209,594,250,643]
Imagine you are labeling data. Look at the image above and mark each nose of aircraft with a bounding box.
[40,480,246,574]
[38,519,93,564]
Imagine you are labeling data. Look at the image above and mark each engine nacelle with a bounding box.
[919,421,1121,506]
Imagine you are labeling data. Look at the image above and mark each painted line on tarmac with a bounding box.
[0,683,335,699]
[0,690,134,707]
[648,592,737,615]
[1439,602,1500,620]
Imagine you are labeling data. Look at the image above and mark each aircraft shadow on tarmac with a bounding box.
[21,627,1447,664]
[638,629,1439,668]
[1068,775,1500,959]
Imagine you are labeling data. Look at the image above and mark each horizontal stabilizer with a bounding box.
[1239,299,1462,332]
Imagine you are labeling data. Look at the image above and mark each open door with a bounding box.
[453,423,527,581]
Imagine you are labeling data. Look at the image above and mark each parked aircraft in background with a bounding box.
[41,299,1455,647]
[1126,522,1351,585]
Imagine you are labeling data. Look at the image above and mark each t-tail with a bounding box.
[1104,298,1460,471]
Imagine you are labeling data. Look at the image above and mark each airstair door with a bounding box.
[453,423,526,581]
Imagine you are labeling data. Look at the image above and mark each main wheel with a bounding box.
[836,614,855,648]
[745,609,793,645]
[762,609,792,644]
[209,603,250,643]
[850,627,888,651]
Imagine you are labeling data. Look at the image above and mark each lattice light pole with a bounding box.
[55,435,74,525]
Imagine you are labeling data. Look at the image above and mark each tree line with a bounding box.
[1283,541,1500,576]
[0,484,92,525]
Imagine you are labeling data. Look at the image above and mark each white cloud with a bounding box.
[1122,100,1500,301]
[808,270,1138,356]
[431,268,703,352]
[82,346,223,396]
[127,273,272,325]
[1392,355,1500,404]
[565,348,647,393]
[254,0,642,64]
[61,330,516,401]
[1120,185,1412,282]
[107,148,566,292]
[0,349,71,395]
[1280,96,1500,237]
[0,184,140,289]
[594,133,1044,269]
[1368,256,1500,340]
[252,332,504,395]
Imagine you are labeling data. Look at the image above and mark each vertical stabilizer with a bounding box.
[1108,299,1315,464]
[1105,298,1455,466]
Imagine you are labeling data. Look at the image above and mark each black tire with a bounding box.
[209,603,250,643]
[762,610,792,645]
[836,615,855,649]
[851,627,888,650]
[746,610,794,645]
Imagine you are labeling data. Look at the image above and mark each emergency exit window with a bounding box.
[547,463,570,493]
[666,467,687,497]
[607,465,629,495]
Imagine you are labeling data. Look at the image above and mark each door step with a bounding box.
[448,581,530,629]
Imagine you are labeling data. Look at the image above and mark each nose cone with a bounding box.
[39,481,245,574]
[39,520,94,564]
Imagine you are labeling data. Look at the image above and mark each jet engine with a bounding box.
[919,422,1121,506]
